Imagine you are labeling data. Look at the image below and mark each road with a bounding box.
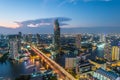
[30,45,76,80]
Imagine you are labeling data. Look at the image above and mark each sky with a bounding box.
[0,0,120,29]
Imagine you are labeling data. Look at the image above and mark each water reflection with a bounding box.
[0,59,41,79]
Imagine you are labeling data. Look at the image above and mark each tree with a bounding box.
[49,76,57,80]
[0,52,9,64]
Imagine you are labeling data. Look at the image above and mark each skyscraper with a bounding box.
[75,34,82,49]
[99,34,106,42]
[104,43,112,61]
[18,32,22,53]
[36,33,41,44]
[112,46,120,61]
[8,35,20,60]
[18,32,22,39]
[28,34,32,43]
[9,40,19,60]
[53,19,60,54]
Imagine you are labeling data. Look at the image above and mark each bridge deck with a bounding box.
[31,45,76,80]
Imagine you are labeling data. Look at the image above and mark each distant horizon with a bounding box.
[0,26,120,34]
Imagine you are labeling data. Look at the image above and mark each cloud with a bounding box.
[27,23,51,27]
[83,0,112,2]
[0,21,20,28]
[58,0,112,7]
[58,0,77,7]
[16,17,71,28]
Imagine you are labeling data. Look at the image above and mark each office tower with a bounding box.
[112,46,120,61]
[18,32,22,39]
[24,34,29,42]
[104,43,112,61]
[28,34,32,42]
[75,34,82,49]
[18,32,22,53]
[36,33,40,44]
[9,40,19,60]
[8,35,20,60]
[99,34,106,42]
[53,19,60,54]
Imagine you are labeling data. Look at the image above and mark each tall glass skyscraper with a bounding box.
[53,19,60,54]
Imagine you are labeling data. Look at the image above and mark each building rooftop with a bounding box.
[65,53,76,58]
[93,60,106,64]
[79,62,92,68]
[96,68,119,80]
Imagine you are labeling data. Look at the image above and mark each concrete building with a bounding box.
[99,34,106,43]
[75,34,82,49]
[112,46,120,61]
[104,43,112,61]
[65,58,76,69]
[9,40,19,60]
[8,35,20,60]
[94,68,119,80]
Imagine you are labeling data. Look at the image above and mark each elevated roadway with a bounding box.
[31,45,76,80]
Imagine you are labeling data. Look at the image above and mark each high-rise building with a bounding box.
[8,35,20,60]
[104,43,112,61]
[9,40,19,60]
[99,34,106,42]
[18,32,22,39]
[18,32,22,53]
[53,19,60,54]
[112,46,120,61]
[27,34,32,43]
[75,34,82,49]
[36,33,41,44]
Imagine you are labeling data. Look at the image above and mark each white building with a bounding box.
[99,34,106,42]
[9,40,19,60]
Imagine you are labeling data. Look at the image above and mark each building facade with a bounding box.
[99,34,106,43]
[53,19,60,54]
[104,43,112,61]
[93,68,119,80]
[65,58,76,69]
[75,34,82,49]
[112,46,120,61]
[8,35,21,60]
[9,40,19,60]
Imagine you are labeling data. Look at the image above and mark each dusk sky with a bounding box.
[0,0,120,29]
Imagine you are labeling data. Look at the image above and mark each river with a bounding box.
[0,59,41,80]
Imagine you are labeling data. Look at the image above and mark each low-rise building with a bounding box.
[93,68,120,80]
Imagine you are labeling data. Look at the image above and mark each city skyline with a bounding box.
[1,1,120,80]
[0,0,120,33]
